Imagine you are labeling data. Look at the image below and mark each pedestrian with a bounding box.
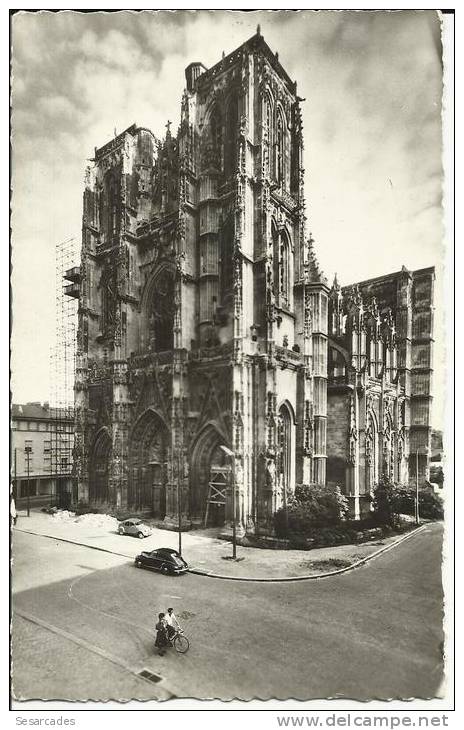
[11,497,17,526]
[155,612,169,656]
[165,607,181,641]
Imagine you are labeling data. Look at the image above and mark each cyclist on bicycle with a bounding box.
[165,607,181,641]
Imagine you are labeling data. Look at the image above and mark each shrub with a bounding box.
[293,483,350,524]
[429,465,444,486]
[372,475,400,528]
[418,490,444,519]
[274,483,349,538]
[392,486,416,516]
[390,486,444,520]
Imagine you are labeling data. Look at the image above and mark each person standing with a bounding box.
[11,497,17,526]
[155,612,169,656]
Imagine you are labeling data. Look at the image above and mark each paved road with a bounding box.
[12,522,444,702]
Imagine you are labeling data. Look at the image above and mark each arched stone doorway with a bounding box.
[189,423,230,525]
[277,403,293,507]
[129,409,170,515]
[89,427,112,505]
[383,411,396,482]
[365,411,379,492]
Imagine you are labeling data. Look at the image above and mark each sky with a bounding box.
[11,9,446,426]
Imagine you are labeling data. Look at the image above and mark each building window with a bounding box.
[279,232,290,306]
[210,106,223,171]
[273,226,291,308]
[24,440,33,471]
[20,480,37,498]
[147,269,175,352]
[277,404,292,501]
[220,215,234,301]
[275,109,288,187]
[224,94,238,178]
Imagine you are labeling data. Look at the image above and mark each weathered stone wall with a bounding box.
[327,391,349,487]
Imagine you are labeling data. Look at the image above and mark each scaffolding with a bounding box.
[49,236,79,508]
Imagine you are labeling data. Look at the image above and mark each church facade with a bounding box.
[70,31,434,530]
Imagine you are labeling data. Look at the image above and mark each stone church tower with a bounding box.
[72,30,329,533]
[71,30,434,530]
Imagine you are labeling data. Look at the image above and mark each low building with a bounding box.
[11,403,74,509]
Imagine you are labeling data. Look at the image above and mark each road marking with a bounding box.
[14,608,174,700]
[163,595,182,599]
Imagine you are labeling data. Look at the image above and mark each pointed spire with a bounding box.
[307,233,326,284]
[348,284,363,309]
[256,23,261,36]
[370,296,379,319]
[332,272,340,291]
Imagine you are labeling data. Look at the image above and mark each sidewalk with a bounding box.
[13,509,421,580]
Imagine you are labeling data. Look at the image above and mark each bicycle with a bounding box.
[169,628,189,654]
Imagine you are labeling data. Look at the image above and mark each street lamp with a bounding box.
[415,449,420,525]
[25,445,32,517]
[219,444,236,559]
[177,448,182,557]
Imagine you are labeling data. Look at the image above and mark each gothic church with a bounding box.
[70,30,434,531]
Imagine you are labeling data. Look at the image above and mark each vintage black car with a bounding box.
[134,547,189,575]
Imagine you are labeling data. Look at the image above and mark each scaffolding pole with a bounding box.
[49,237,78,509]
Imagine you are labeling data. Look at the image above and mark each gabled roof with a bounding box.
[12,403,74,421]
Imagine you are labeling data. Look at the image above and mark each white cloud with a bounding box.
[11,10,445,424]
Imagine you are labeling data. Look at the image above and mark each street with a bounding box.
[12,522,444,702]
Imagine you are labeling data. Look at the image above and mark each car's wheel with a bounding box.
[118,527,125,535]
[137,531,144,539]
[161,564,170,575]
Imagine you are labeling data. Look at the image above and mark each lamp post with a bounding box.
[25,445,32,517]
[415,449,420,525]
[220,444,236,559]
[177,448,182,557]
[14,447,17,501]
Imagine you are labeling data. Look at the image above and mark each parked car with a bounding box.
[118,518,152,538]
[134,547,189,575]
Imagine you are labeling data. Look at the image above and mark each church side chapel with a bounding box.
[70,30,434,531]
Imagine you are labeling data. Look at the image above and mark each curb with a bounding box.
[14,523,427,583]
[188,525,427,582]
[14,528,135,560]
[15,609,174,701]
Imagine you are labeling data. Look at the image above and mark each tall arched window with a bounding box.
[272,223,279,296]
[210,106,223,171]
[276,115,283,184]
[365,412,379,493]
[102,170,121,243]
[147,269,175,352]
[224,94,238,178]
[277,404,292,503]
[219,214,234,301]
[272,226,291,308]
[263,93,273,176]
[279,230,291,307]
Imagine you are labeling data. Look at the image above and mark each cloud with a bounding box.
[11,10,445,422]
